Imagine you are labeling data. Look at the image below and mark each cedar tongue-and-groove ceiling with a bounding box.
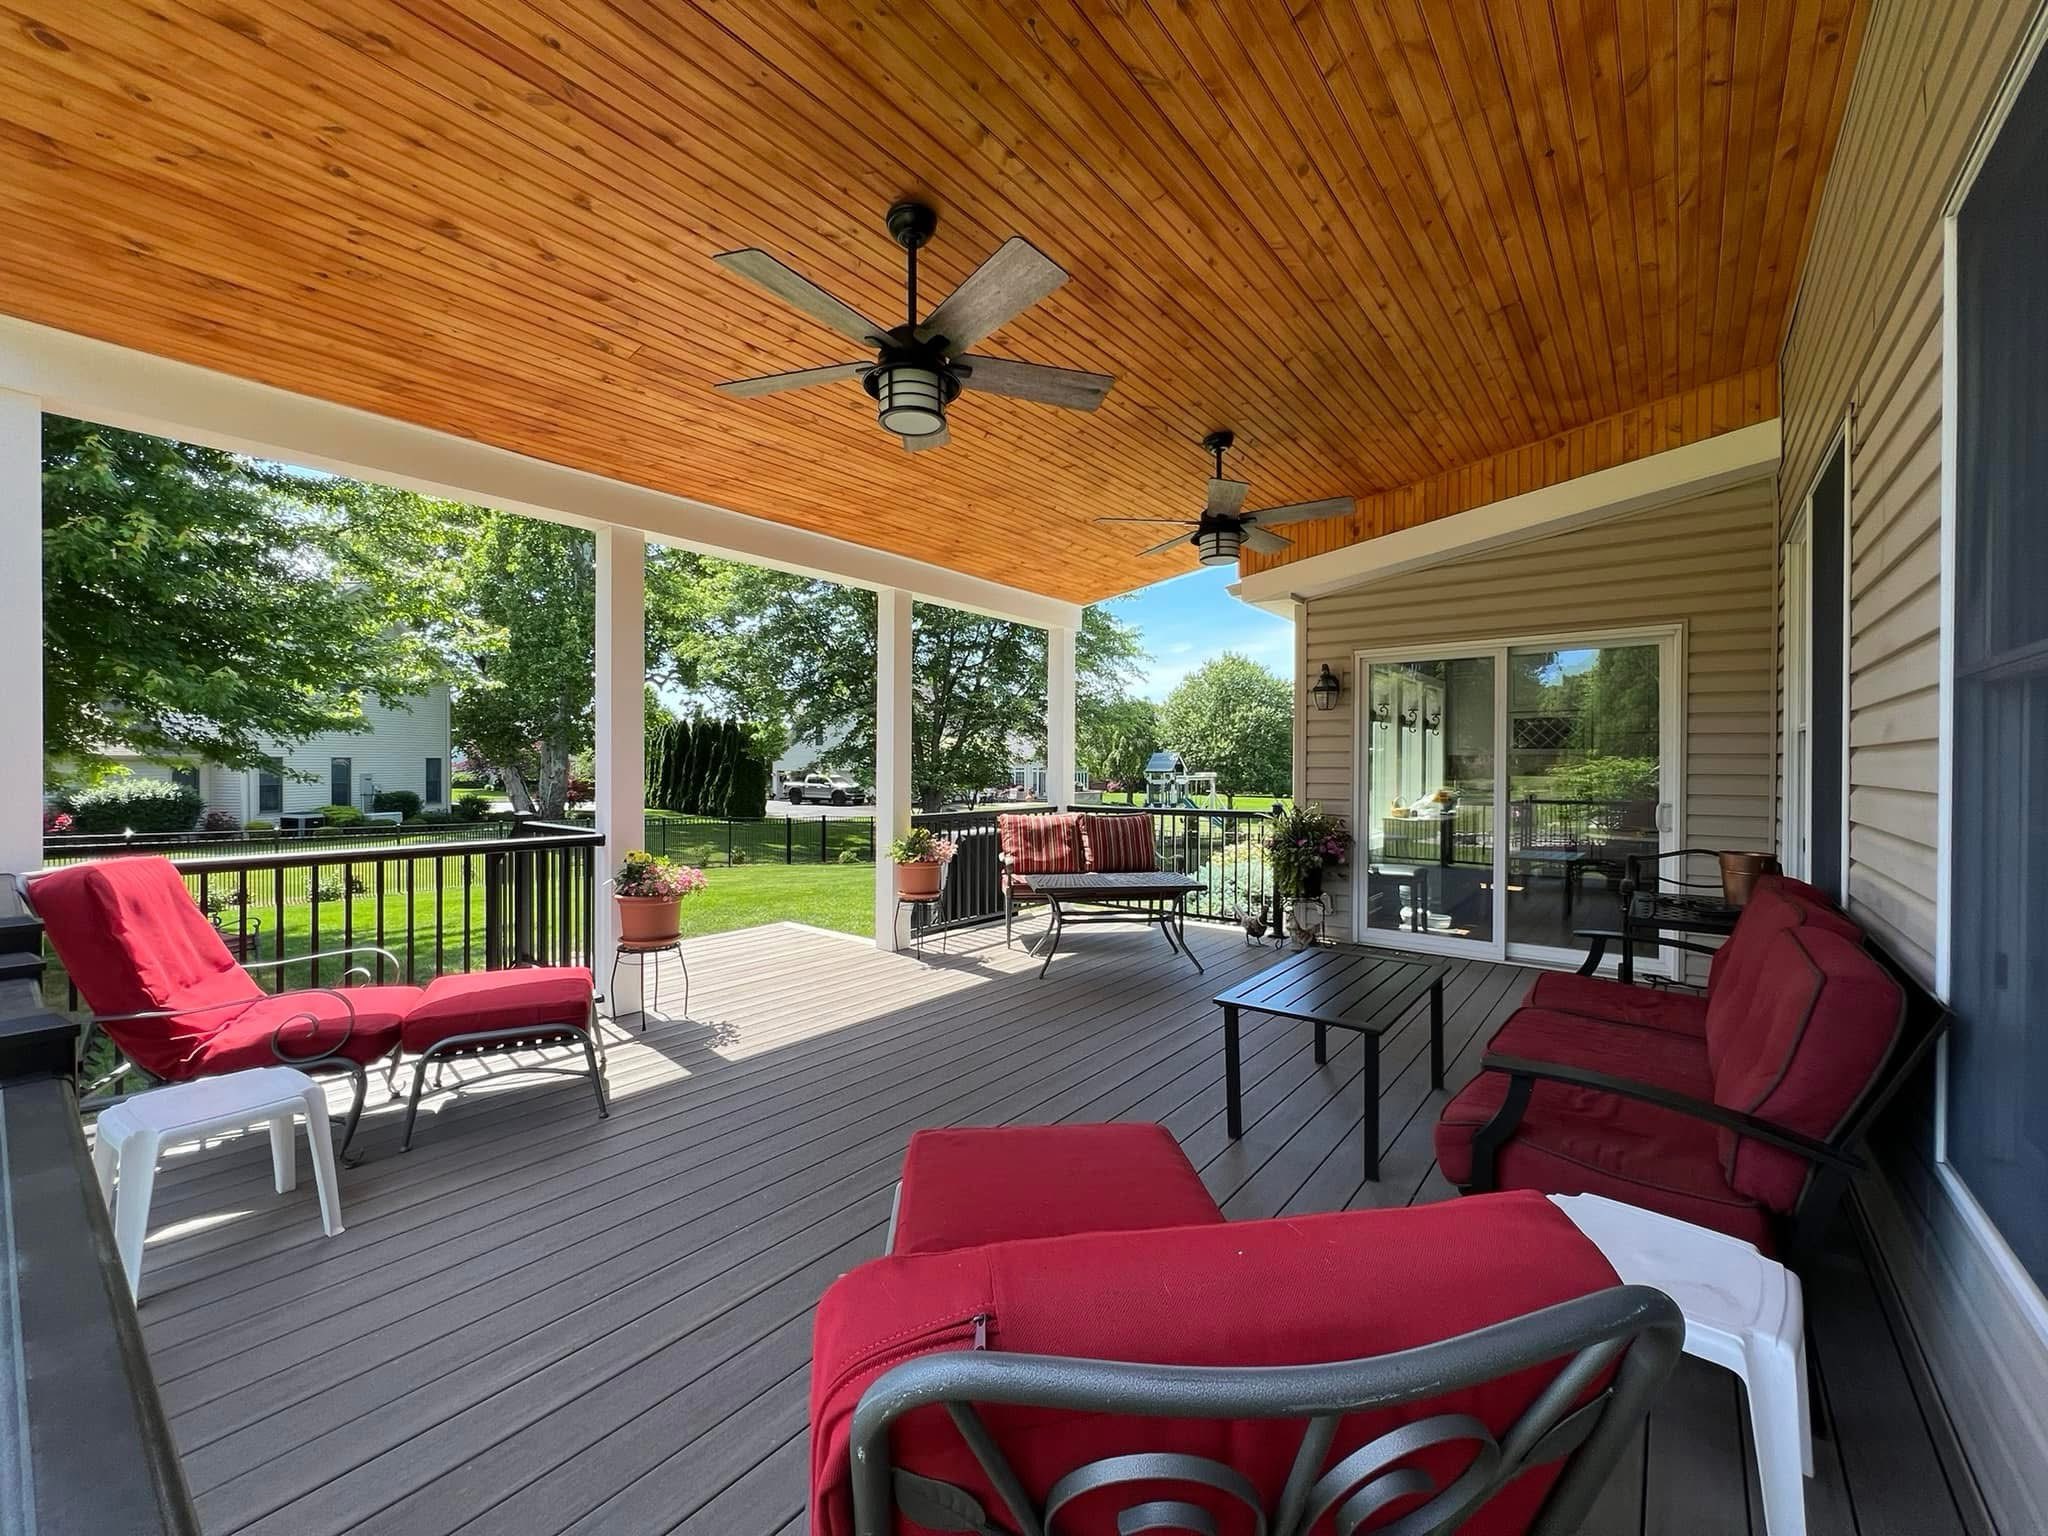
[0,2,1860,604]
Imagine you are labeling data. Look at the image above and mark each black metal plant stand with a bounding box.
[609,937,688,1030]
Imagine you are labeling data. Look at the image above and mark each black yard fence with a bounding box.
[644,813,876,867]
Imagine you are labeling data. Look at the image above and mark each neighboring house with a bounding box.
[73,687,453,822]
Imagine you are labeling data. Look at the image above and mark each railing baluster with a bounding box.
[434,855,446,979]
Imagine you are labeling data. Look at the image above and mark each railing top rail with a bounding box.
[142,825,606,877]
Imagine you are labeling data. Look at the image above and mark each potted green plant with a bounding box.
[887,826,957,900]
[612,850,707,942]
[1267,803,1353,903]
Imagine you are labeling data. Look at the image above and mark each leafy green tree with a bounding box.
[644,551,1145,808]
[41,417,442,783]
[1158,653,1292,797]
[1079,696,1161,787]
[450,517,595,818]
[1571,646,1661,756]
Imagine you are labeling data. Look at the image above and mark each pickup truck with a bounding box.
[785,773,871,806]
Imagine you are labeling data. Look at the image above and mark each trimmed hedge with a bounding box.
[372,789,424,818]
[63,778,203,834]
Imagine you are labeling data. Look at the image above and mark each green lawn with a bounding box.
[677,862,872,939]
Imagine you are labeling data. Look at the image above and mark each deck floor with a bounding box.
[132,919,1979,1536]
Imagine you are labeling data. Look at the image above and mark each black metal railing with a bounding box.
[908,806,1278,934]
[643,813,875,867]
[42,822,604,1006]
[43,818,519,866]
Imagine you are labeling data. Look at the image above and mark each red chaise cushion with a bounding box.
[997,812,1084,876]
[399,967,593,1052]
[194,986,419,1073]
[1077,814,1156,874]
[890,1123,1223,1256]
[812,1190,1621,1536]
[1708,927,1904,1211]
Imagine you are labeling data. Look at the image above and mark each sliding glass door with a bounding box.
[1362,655,1497,951]
[1357,631,1678,966]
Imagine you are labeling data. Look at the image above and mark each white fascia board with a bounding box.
[0,315,1082,631]
[1230,418,1782,614]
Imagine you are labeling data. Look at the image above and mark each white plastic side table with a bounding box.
[92,1066,346,1298]
[1551,1192,1811,1536]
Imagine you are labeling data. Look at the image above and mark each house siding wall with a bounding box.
[261,686,452,816]
[1777,0,2048,1528]
[1301,476,1777,979]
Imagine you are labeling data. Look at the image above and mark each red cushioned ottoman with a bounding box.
[399,967,593,1053]
[890,1123,1224,1256]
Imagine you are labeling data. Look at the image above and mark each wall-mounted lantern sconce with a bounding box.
[1310,663,1343,712]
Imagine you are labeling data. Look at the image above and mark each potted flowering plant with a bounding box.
[1267,803,1353,901]
[611,850,708,942]
[886,826,958,900]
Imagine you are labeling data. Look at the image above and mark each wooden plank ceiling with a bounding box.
[0,1,1862,603]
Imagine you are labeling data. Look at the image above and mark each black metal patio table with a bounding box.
[1021,871,1204,979]
[1618,890,1741,983]
[1215,945,1446,1180]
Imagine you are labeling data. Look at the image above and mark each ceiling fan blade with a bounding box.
[1247,496,1354,527]
[1140,530,1194,556]
[916,236,1067,350]
[902,424,952,452]
[712,249,887,346]
[1205,478,1251,517]
[1242,525,1294,555]
[713,361,869,398]
[956,355,1113,411]
[1092,516,1199,525]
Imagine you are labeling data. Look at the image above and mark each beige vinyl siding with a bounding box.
[1778,0,2046,982]
[1301,476,1777,968]
[1776,4,2048,1531]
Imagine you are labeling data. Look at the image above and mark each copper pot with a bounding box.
[1717,851,1780,906]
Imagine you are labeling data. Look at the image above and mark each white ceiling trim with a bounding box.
[0,315,1083,630]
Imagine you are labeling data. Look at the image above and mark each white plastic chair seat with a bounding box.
[92,1066,346,1299]
[1551,1191,1811,1536]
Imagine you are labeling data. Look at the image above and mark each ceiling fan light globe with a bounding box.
[1195,525,1243,567]
[873,364,947,437]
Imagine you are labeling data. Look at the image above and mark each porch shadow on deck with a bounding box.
[129,920,1979,1536]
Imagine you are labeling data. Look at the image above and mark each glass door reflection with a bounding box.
[1364,656,1495,946]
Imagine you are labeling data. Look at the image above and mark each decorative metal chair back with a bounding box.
[848,1284,1682,1536]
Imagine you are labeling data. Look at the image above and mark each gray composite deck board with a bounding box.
[126,920,1971,1536]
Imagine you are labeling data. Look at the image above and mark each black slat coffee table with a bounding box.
[1215,945,1447,1180]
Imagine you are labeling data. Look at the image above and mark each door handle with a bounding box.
[1656,802,1674,833]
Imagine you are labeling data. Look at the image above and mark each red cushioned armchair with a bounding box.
[26,857,606,1156]
[1436,876,1951,1258]
[813,1123,1683,1536]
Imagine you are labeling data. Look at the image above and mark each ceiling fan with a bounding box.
[1095,431,1353,566]
[709,202,1115,450]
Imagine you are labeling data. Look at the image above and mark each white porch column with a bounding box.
[1290,598,1308,806]
[1046,622,1076,809]
[874,588,913,952]
[594,525,646,1014]
[0,391,38,879]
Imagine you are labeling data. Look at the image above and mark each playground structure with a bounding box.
[1142,751,1225,810]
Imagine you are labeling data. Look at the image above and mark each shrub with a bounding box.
[728,847,750,865]
[453,797,487,823]
[313,804,366,826]
[314,872,369,901]
[413,808,457,825]
[244,819,275,833]
[43,808,74,834]
[836,846,869,865]
[200,809,240,832]
[371,789,423,819]
[66,778,203,834]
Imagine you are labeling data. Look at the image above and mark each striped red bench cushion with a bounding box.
[1079,814,1155,873]
[998,813,1083,875]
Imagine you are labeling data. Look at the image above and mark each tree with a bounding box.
[644,550,1146,808]
[1079,696,1160,787]
[1158,654,1292,797]
[1572,645,1662,757]
[41,417,443,783]
[450,516,595,818]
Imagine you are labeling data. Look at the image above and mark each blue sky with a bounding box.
[1097,566,1295,704]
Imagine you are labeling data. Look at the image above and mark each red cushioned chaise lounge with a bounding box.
[28,856,606,1155]
[1434,874,1950,1257]
[813,1122,1685,1536]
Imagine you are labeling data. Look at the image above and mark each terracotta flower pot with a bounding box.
[615,894,682,943]
[895,861,942,900]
